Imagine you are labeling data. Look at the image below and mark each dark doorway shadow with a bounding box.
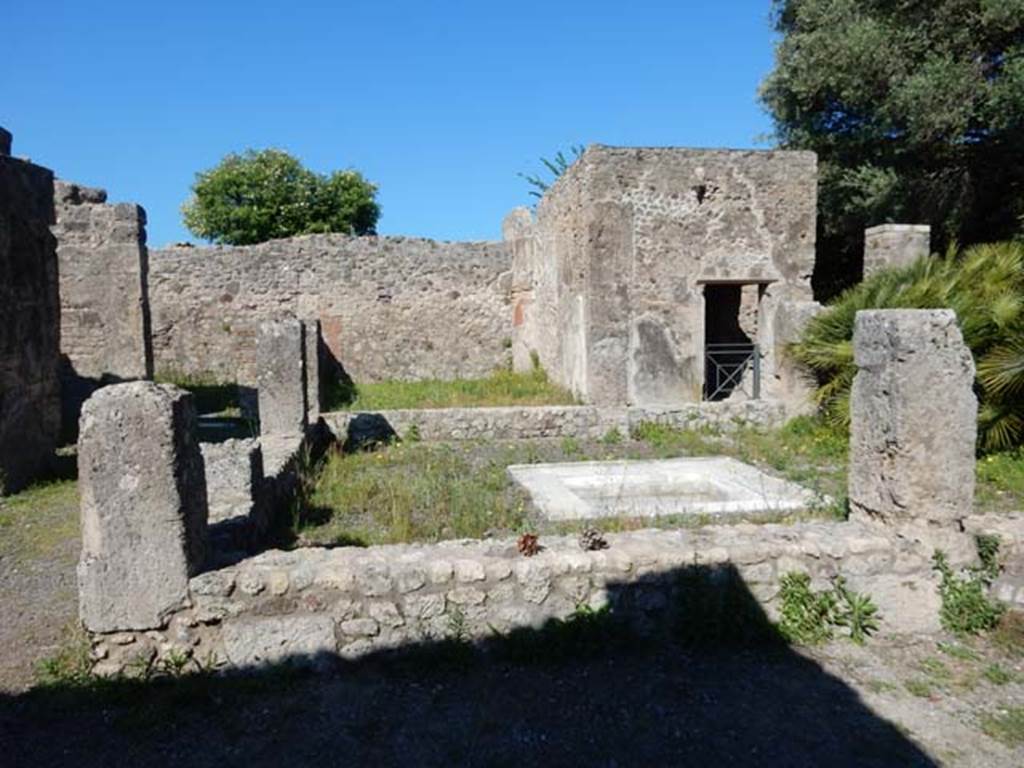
[0,563,937,767]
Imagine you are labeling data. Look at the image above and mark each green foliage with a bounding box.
[761,0,1024,297]
[599,427,623,446]
[327,365,576,411]
[832,576,882,645]
[932,545,1005,635]
[519,145,585,200]
[182,148,379,245]
[778,572,838,645]
[980,706,1024,747]
[983,663,1014,685]
[791,241,1024,451]
[777,572,881,645]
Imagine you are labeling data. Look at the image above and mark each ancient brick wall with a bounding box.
[515,146,818,408]
[0,131,60,492]
[149,235,511,385]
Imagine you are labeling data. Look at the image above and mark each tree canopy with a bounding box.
[760,0,1024,298]
[181,149,380,245]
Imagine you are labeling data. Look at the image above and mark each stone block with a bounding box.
[222,615,336,667]
[256,317,307,437]
[0,126,11,156]
[848,309,976,528]
[863,225,930,278]
[201,437,265,527]
[77,382,209,632]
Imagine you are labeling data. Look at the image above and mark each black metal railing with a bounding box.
[704,342,760,401]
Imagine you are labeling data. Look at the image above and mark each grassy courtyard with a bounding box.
[325,364,578,412]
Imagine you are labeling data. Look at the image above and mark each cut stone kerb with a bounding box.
[256,317,308,437]
[77,381,209,632]
[848,309,976,529]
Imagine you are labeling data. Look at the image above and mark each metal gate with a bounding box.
[704,342,760,401]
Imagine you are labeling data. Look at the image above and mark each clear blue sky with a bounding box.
[2,1,781,247]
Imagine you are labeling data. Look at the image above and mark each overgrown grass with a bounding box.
[979,707,1024,747]
[0,479,79,562]
[298,442,531,546]
[326,365,577,411]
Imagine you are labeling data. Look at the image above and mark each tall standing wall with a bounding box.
[0,130,60,492]
[149,235,511,386]
[514,146,818,408]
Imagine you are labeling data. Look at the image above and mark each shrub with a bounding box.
[791,241,1024,452]
[932,544,1005,635]
[182,149,379,245]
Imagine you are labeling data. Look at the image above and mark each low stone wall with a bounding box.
[321,401,787,443]
[88,518,980,674]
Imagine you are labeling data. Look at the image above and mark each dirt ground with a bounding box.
[2,461,1024,766]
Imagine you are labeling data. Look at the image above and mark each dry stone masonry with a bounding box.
[78,382,209,632]
[848,309,977,533]
[0,128,61,492]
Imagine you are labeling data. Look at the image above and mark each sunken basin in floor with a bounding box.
[507,457,823,522]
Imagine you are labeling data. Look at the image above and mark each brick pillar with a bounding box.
[77,382,208,632]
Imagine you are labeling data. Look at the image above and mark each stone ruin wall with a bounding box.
[52,180,153,437]
[0,130,61,492]
[53,180,152,383]
[77,307,1024,676]
[511,146,818,409]
[148,236,512,387]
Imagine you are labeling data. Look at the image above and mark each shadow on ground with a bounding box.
[0,564,937,767]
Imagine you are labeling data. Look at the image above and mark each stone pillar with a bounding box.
[78,382,209,632]
[863,224,931,278]
[256,317,307,437]
[848,309,976,531]
[0,126,11,156]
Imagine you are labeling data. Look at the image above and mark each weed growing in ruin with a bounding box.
[932,540,1005,635]
[778,573,837,645]
[777,572,880,645]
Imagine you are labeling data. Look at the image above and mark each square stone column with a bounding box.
[863,225,930,278]
[78,382,209,632]
[256,317,307,437]
[848,309,976,530]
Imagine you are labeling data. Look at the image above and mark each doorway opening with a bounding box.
[702,283,762,401]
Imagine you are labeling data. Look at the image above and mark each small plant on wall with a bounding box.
[777,572,881,645]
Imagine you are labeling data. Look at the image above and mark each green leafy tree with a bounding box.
[761,0,1024,298]
[182,149,379,245]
